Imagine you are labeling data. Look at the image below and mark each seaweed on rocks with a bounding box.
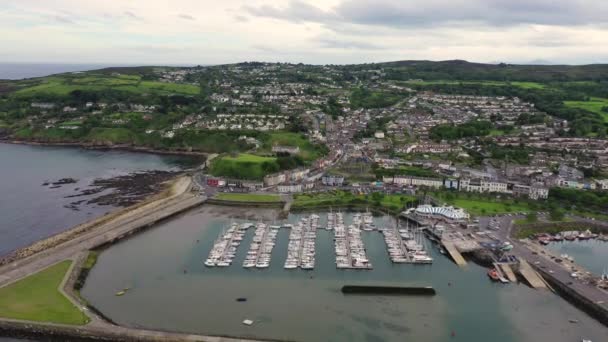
[66,170,182,208]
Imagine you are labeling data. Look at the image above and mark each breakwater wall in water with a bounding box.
[0,319,263,342]
[534,266,608,328]
[341,285,436,295]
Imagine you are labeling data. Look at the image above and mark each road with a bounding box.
[477,213,608,306]
[0,177,205,287]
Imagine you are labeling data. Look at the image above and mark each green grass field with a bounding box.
[210,153,278,180]
[215,193,282,202]
[564,97,608,122]
[401,80,545,89]
[0,261,89,325]
[488,129,506,137]
[222,153,276,163]
[261,132,326,161]
[85,127,139,144]
[436,195,532,216]
[14,74,199,97]
[293,191,416,212]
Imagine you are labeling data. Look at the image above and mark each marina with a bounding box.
[205,210,434,271]
[243,222,279,269]
[335,212,372,269]
[284,215,317,270]
[80,206,608,342]
[204,222,247,267]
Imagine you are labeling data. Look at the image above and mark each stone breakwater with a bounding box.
[0,179,178,267]
[0,319,265,342]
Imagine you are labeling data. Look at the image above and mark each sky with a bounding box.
[2,0,608,66]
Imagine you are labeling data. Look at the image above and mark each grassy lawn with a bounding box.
[400,80,545,89]
[488,129,505,137]
[447,198,531,216]
[14,74,199,97]
[85,127,139,144]
[215,193,282,202]
[564,97,608,122]
[222,153,276,163]
[210,153,278,180]
[0,261,89,325]
[260,132,326,161]
[293,191,416,213]
[434,193,532,216]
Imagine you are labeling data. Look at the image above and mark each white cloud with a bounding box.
[0,0,607,65]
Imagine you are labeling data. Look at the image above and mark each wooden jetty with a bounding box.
[442,240,467,267]
[498,263,518,283]
[517,258,547,289]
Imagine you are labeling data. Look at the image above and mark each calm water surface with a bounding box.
[547,240,608,276]
[0,143,199,256]
[81,206,607,342]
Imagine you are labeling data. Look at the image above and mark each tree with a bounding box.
[526,212,538,223]
[549,208,565,222]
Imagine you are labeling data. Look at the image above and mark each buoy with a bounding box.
[451,330,456,337]
[448,282,451,286]
[183,269,188,274]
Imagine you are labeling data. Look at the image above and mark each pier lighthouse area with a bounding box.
[80,205,608,342]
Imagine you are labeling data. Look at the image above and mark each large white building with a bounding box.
[277,183,302,193]
[412,205,470,222]
[384,176,443,188]
[460,178,509,194]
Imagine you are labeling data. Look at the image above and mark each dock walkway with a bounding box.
[442,240,467,266]
[517,258,547,289]
[499,263,518,282]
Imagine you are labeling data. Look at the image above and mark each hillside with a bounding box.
[371,60,608,82]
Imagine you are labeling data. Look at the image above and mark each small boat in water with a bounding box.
[487,269,500,281]
[115,287,131,296]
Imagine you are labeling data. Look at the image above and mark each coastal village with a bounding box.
[1,61,608,341]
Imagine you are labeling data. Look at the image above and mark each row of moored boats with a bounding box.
[284,215,317,269]
[205,210,434,269]
[243,222,280,268]
[334,212,373,269]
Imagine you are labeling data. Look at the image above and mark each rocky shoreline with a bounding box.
[0,138,210,157]
[62,170,184,208]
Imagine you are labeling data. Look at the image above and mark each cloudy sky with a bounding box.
[2,0,608,65]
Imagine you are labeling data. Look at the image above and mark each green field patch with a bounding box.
[61,120,83,126]
[215,193,281,202]
[222,153,276,163]
[293,191,416,213]
[0,261,89,325]
[210,153,278,180]
[564,97,608,122]
[85,127,139,144]
[401,80,545,89]
[14,74,199,97]
[138,81,200,95]
[488,129,506,137]
[434,193,532,216]
[261,132,326,161]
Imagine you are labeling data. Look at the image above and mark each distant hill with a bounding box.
[362,59,608,82]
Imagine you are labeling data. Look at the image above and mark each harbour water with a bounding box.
[0,143,198,256]
[547,240,608,276]
[81,205,608,342]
